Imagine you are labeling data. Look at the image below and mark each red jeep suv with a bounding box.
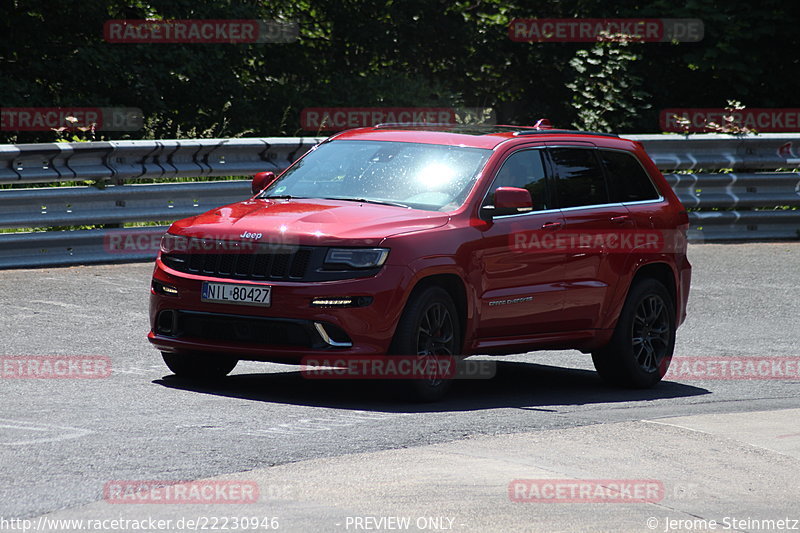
[149,124,691,400]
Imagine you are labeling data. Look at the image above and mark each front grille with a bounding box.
[163,248,313,281]
[160,242,383,282]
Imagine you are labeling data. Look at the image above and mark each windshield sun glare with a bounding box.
[263,140,491,212]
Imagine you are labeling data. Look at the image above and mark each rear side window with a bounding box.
[550,148,608,208]
[484,149,549,211]
[600,150,660,202]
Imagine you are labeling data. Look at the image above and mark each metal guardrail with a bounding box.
[0,134,799,268]
[0,181,251,228]
[0,137,322,185]
[630,133,800,170]
[0,226,170,268]
[664,172,800,208]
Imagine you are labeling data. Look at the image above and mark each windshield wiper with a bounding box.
[262,194,305,200]
[321,197,410,209]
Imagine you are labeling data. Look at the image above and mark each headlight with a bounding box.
[324,248,389,269]
[160,233,189,254]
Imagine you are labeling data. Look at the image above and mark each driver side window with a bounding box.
[484,149,549,211]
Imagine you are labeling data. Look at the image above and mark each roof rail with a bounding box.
[372,123,539,134]
[373,122,458,128]
[515,129,620,138]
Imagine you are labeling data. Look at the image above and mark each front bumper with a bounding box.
[148,257,412,362]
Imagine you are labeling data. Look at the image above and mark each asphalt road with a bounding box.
[1,243,799,530]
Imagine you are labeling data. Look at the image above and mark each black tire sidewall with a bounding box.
[390,286,462,401]
[595,278,676,388]
[162,351,238,379]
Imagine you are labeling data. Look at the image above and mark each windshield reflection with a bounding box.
[262,140,491,212]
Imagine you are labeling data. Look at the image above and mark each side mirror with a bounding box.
[480,187,533,220]
[252,171,277,195]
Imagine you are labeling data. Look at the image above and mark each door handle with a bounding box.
[611,215,631,224]
[541,221,563,230]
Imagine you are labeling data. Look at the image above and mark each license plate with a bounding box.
[201,282,271,307]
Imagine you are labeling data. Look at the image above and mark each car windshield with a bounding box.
[260,140,492,211]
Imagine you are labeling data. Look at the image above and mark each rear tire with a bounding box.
[161,351,238,380]
[390,286,462,402]
[592,278,675,388]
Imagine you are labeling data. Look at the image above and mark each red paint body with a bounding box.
[148,127,691,362]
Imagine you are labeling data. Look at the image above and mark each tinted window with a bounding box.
[600,150,660,202]
[484,150,548,211]
[550,148,608,208]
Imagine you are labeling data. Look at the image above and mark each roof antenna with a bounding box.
[533,118,553,130]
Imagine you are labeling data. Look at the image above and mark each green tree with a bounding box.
[567,33,650,132]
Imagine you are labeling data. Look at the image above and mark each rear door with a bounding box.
[600,148,663,231]
[548,145,633,331]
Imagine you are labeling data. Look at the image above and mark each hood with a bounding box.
[169,198,449,247]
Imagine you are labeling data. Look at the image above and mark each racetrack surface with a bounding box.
[1,243,798,530]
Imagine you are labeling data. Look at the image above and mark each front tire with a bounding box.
[390,286,462,402]
[162,351,238,380]
[592,278,675,388]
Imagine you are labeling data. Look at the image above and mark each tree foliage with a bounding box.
[567,34,650,132]
[1,0,798,142]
